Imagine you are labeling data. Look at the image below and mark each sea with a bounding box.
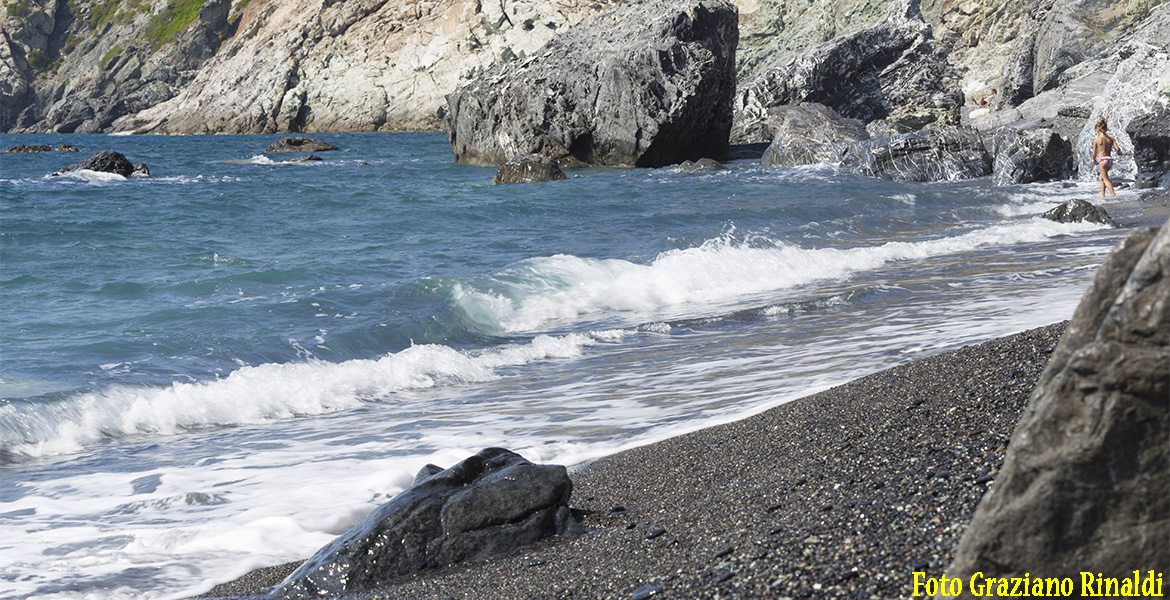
[0,132,1131,599]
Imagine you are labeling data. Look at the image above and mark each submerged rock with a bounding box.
[444,0,739,167]
[273,448,581,598]
[991,126,1075,186]
[265,137,340,153]
[732,0,962,144]
[1041,198,1119,227]
[944,220,1169,589]
[675,158,725,173]
[758,103,868,168]
[4,143,78,153]
[493,153,567,184]
[840,125,990,182]
[51,151,137,178]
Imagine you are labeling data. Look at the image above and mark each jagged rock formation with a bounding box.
[273,448,580,599]
[675,158,725,172]
[1128,104,1170,189]
[0,0,235,133]
[943,221,1168,597]
[444,0,739,167]
[492,153,567,183]
[839,124,991,182]
[731,0,962,144]
[990,126,1075,186]
[758,102,868,167]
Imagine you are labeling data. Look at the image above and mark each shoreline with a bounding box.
[205,321,1068,599]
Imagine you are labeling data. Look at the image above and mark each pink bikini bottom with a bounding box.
[1098,156,1114,165]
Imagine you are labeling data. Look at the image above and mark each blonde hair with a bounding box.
[1095,117,1109,134]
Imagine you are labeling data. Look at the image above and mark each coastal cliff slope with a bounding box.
[1,0,1163,134]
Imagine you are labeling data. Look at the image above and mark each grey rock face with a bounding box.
[759,103,868,168]
[265,137,340,153]
[991,126,1075,186]
[1127,104,1170,189]
[273,448,581,599]
[840,124,991,182]
[444,0,739,168]
[943,221,1169,596]
[492,153,568,184]
[732,0,962,144]
[1040,199,1120,227]
[994,0,1153,110]
[51,151,136,178]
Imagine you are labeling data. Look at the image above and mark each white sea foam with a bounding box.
[45,169,128,183]
[0,334,596,460]
[453,217,1107,334]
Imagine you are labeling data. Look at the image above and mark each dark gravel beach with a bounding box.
[207,322,1068,600]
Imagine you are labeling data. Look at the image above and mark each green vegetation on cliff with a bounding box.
[145,0,208,49]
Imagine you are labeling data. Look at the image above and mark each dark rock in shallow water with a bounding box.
[991,126,1075,186]
[731,0,962,144]
[4,143,78,153]
[265,137,340,153]
[1041,198,1119,227]
[675,158,725,173]
[759,103,867,168]
[287,154,324,163]
[1127,105,1170,189]
[944,220,1169,587]
[493,154,567,184]
[52,151,136,178]
[272,448,581,598]
[444,0,739,168]
[132,163,150,178]
[840,125,991,182]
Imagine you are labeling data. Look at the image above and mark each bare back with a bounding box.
[1094,133,1117,159]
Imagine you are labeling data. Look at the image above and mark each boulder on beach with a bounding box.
[50,151,137,178]
[839,124,991,182]
[731,0,962,144]
[272,448,581,599]
[444,0,739,168]
[943,220,1169,592]
[991,126,1075,186]
[758,103,868,168]
[1041,198,1119,228]
[493,154,568,184]
[265,137,340,153]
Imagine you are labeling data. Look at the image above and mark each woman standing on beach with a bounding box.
[1092,117,1121,198]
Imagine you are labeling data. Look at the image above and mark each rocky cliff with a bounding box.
[1,0,1165,135]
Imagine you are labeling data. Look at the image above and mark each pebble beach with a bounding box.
[205,321,1068,599]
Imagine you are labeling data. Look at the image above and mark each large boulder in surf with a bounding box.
[444,0,739,168]
[759,102,868,168]
[840,124,991,182]
[50,151,136,178]
[991,126,1075,186]
[731,0,962,144]
[273,448,581,598]
[1127,105,1170,189]
[492,153,568,184]
[942,221,1169,595]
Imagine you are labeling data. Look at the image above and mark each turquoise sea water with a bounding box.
[0,132,1129,598]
